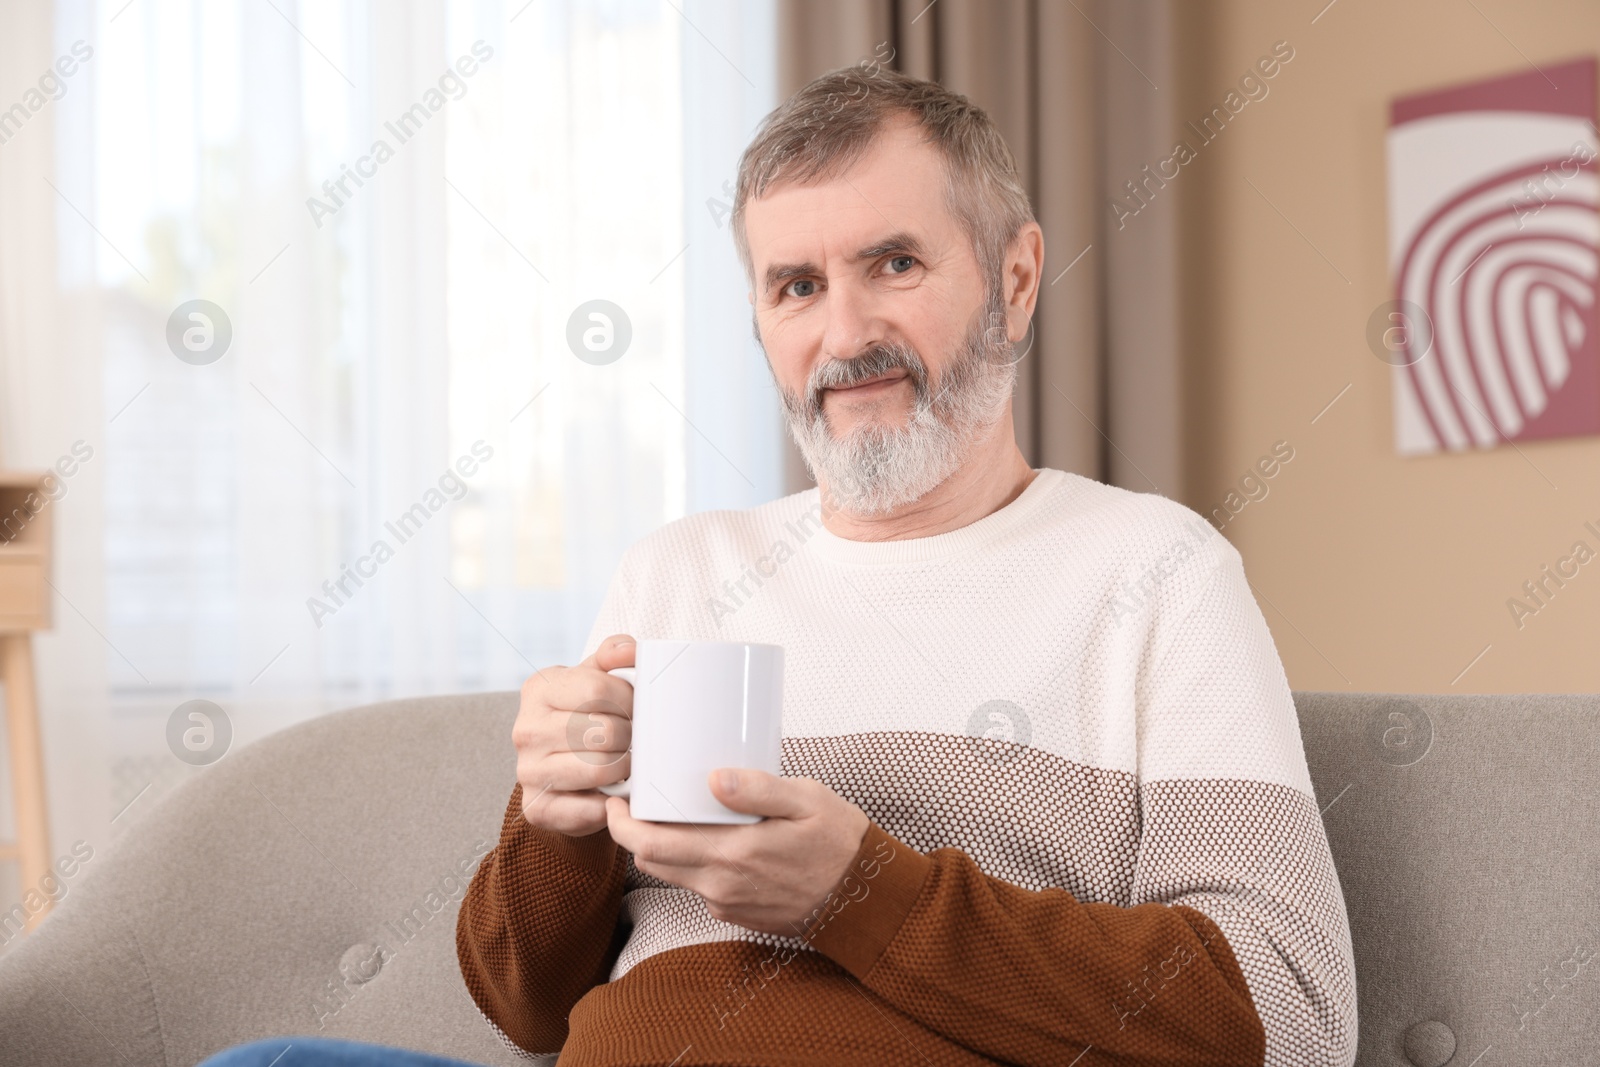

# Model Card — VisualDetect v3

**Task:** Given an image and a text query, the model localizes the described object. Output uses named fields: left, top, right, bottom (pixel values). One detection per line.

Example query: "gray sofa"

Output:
left=0, top=691, right=1595, bottom=1067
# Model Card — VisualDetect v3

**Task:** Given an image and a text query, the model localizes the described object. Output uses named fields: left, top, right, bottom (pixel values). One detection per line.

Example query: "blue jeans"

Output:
left=198, top=1037, right=493, bottom=1066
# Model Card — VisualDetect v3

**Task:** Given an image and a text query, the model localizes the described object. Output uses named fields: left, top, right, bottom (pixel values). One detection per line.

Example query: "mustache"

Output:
left=800, top=342, right=929, bottom=421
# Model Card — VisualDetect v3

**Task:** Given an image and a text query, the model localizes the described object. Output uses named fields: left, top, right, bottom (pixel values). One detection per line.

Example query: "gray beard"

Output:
left=775, top=299, right=1018, bottom=518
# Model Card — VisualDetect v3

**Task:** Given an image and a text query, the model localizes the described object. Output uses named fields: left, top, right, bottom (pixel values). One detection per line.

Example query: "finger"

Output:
left=522, top=789, right=610, bottom=835
left=521, top=750, right=630, bottom=793
left=708, top=768, right=811, bottom=818
left=539, top=669, right=635, bottom=722
left=557, top=708, right=632, bottom=759
left=605, top=798, right=722, bottom=868
left=584, top=633, right=636, bottom=672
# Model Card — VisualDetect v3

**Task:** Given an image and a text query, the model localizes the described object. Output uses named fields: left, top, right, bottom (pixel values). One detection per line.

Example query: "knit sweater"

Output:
left=455, top=467, right=1358, bottom=1067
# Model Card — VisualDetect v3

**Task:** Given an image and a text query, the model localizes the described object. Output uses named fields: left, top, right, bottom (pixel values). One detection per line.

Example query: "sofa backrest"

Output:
left=0, top=690, right=1594, bottom=1067
left=1295, top=691, right=1598, bottom=1067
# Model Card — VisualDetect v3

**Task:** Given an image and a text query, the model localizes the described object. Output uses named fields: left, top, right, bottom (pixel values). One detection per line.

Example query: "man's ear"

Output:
left=1005, top=221, right=1045, bottom=341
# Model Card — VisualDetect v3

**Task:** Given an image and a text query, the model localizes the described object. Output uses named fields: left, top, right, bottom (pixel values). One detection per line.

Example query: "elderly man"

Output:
left=207, top=63, right=1355, bottom=1067
left=454, top=64, right=1356, bottom=1067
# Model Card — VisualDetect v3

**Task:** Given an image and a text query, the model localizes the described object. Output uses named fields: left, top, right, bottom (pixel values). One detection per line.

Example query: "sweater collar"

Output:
left=802, top=468, right=1064, bottom=566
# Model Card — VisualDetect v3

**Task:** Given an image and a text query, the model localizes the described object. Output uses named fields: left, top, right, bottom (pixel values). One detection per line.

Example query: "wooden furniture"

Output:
left=0, top=472, right=53, bottom=934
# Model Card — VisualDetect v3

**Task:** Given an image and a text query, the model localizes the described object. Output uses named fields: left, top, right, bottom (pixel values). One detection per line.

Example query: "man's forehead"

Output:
left=744, top=122, right=954, bottom=288
left=748, top=117, right=944, bottom=221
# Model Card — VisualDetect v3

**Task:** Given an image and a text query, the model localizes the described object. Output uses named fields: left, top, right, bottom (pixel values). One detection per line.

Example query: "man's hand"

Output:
left=604, top=770, right=870, bottom=937
left=513, top=633, right=637, bottom=837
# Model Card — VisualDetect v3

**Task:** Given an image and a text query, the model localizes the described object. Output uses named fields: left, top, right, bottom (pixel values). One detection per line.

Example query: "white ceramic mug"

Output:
left=596, top=639, right=784, bottom=824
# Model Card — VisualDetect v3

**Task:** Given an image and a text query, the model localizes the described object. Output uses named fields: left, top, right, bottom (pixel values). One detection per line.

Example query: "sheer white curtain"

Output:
left=0, top=0, right=778, bottom=875
left=0, top=0, right=110, bottom=912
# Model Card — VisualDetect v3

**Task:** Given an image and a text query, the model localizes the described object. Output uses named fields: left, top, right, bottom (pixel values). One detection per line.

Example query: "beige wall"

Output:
left=1167, top=1, right=1600, bottom=693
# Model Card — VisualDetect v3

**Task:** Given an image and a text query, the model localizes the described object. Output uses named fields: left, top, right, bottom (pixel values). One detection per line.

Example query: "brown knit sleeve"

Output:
left=455, top=782, right=630, bottom=1057
left=803, top=823, right=1266, bottom=1067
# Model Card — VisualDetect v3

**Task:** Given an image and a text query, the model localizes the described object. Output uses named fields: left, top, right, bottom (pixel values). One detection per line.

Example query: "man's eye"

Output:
left=886, top=255, right=915, bottom=274
left=785, top=279, right=817, bottom=299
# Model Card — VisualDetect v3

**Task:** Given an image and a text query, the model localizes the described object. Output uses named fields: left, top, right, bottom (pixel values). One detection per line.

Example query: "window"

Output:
left=45, top=0, right=779, bottom=824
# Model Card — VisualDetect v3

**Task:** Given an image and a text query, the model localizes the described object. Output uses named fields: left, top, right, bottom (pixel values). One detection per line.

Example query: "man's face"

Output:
left=743, top=113, right=1015, bottom=515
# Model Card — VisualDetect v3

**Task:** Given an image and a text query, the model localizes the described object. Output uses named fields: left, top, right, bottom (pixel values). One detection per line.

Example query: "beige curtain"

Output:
left=774, top=0, right=1182, bottom=500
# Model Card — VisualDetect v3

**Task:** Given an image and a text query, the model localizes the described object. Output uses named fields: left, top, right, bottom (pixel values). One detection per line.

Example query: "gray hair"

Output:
left=731, top=63, right=1035, bottom=310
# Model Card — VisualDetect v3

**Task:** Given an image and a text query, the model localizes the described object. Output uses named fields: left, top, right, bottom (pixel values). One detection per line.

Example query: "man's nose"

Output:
left=819, top=278, right=883, bottom=363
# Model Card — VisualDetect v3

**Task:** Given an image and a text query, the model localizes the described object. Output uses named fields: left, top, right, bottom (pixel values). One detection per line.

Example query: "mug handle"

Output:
left=596, top=666, right=636, bottom=798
